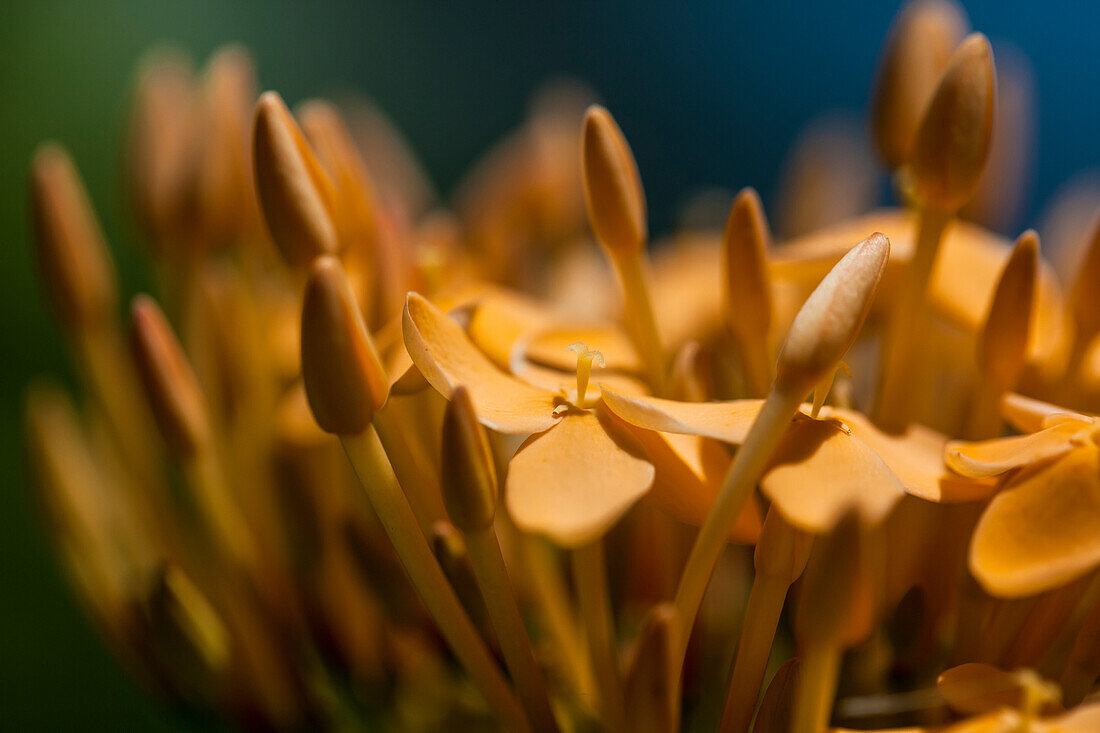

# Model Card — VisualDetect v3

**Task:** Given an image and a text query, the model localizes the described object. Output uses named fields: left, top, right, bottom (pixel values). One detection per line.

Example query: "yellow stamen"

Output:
left=568, top=342, right=605, bottom=406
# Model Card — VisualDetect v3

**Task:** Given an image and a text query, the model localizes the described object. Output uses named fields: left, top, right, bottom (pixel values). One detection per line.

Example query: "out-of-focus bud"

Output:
left=910, top=33, right=996, bottom=212
left=253, top=91, right=339, bottom=267
left=130, top=295, right=212, bottom=458
left=581, top=105, right=647, bottom=259
left=300, top=256, right=388, bottom=434
left=871, top=0, right=968, bottom=168
left=1069, top=209, right=1100, bottom=347
left=754, top=510, right=813, bottom=584
left=776, top=233, right=889, bottom=395
left=795, top=511, right=875, bottom=648
left=29, top=144, right=118, bottom=331
left=440, top=387, right=498, bottom=533
left=188, top=46, right=258, bottom=248
left=978, top=230, right=1037, bottom=385
left=126, top=49, right=196, bottom=250
left=753, top=658, right=800, bottom=733
left=624, top=603, right=679, bottom=733
left=722, top=187, right=772, bottom=345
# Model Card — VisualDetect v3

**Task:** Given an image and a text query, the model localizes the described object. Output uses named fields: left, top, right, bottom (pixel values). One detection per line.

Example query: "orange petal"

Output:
left=402, top=292, right=560, bottom=434
left=1001, top=391, right=1091, bottom=434
left=599, top=387, right=764, bottom=444
left=626, top=427, right=760, bottom=544
left=761, top=418, right=905, bottom=532
left=466, top=289, right=554, bottom=371
left=1040, top=703, right=1100, bottom=732
left=505, top=409, right=654, bottom=548
left=937, top=663, right=1043, bottom=715
left=827, top=407, right=997, bottom=502
left=970, top=443, right=1100, bottom=597
left=946, top=421, right=1088, bottom=479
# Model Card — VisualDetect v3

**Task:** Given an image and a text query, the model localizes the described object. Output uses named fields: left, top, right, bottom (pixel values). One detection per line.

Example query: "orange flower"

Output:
left=947, top=393, right=1100, bottom=597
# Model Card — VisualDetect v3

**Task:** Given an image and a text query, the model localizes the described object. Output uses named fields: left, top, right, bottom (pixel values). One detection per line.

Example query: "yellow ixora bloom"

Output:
left=947, top=393, right=1100, bottom=598
left=401, top=290, right=760, bottom=547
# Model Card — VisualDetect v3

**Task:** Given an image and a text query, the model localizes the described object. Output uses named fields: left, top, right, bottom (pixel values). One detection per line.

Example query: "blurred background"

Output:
left=0, top=0, right=1097, bottom=728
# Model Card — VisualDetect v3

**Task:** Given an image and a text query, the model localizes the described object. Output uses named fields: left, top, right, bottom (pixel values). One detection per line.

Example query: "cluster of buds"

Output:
left=23, top=2, right=1100, bottom=731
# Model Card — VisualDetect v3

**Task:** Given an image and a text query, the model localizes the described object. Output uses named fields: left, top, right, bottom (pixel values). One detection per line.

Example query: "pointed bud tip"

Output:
left=723, top=186, right=772, bottom=338
left=130, top=295, right=210, bottom=457
left=29, top=143, right=117, bottom=330
left=253, top=90, right=339, bottom=267
left=978, top=230, right=1038, bottom=383
left=871, top=0, right=969, bottom=168
left=581, top=105, right=647, bottom=259
left=301, top=255, right=388, bottom=434
left=911, top=32, right=995, bottom=211
left=440, top=386, right=498, bottom=532
left=777, top=233, right=889, bottom=395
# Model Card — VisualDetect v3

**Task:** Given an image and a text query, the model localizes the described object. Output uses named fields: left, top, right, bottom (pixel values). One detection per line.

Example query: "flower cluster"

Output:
left=23, top=2, right=1100, bottom=731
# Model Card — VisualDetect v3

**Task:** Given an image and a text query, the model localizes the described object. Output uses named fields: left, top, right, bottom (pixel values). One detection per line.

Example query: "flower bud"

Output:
left=910, top=33, right=996, bottom=212
left=775, top=233, right=889, bottom=395
left=722, top=187, right=772, bottom=344
left=440, top=386, right=498, bottom=532
left=978, top=230, right=1037, bottom=385
left=130, top=295, right=211, bottom=458
left=253, top=91, right=339, bottom=267
left=29, top=144, right=118, bottom=331
left=300, top=256, right=388, bottom=434
left=871, top=0, right=968, bottom=168
left=581, top=105, right=647, bottom=259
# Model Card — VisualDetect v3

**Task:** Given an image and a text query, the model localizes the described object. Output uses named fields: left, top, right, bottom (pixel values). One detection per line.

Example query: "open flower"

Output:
left=402, top=290, right=760, bottom=547
left=598, top=386, right=994, bottom=533
left=947, top=393, right=1100, bottom=597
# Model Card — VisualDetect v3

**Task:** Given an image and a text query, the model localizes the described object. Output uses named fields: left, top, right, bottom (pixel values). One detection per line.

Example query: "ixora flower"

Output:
left=25, top=1, right=1100, bottom=731
left=947, top=393, right=1100, bottom=598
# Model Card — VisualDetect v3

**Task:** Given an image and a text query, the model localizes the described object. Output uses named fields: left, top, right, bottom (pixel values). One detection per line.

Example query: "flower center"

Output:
left=567, top=342, right=605, bottom=408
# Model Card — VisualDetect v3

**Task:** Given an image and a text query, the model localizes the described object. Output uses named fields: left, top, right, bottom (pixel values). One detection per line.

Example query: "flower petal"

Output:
left=945, top=421, right=1088, bottom=479
left=624, top=426, right=761, bottom=543
left=970, top=443, right=1100, bottom=597
left=761, top=417, right=905, bottom=532
left=403, top=292, right=560, bottom=434
left=937, top=663, right=1035, bottom=715
left=505, top=410, right=654, bottom=548
left=599, top=386, right=764, bottom=444
left=1001, top=391, right=1091, bottom=435
left=825, top=407, right=997, bottom=502
left=466, top=289, right=554, bottom=371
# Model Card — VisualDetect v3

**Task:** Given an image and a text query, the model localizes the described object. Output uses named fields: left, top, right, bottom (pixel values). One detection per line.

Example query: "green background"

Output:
left=2, top=1, right=1097, bottom=728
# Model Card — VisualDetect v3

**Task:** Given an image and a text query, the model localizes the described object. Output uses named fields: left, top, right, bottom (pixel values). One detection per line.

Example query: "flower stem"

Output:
left=340, top=426, right=531, bottom=733
left=572, top=539, right=627, bottom=731
left=790, top=639, right=841, bottom=733
left=718, top=574, right=789, bottom=733
left=874, top=207, right=951, bottom=429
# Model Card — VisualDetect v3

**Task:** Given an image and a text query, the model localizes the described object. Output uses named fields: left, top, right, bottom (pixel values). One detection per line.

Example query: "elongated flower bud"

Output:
left=910, top=33, right=996, bottom=212
left=795, top=512, right=873, bottom=648
left=188, top=46, right=257, bottom=248
left=871, top=0, right=968, bottom=168
left=1070, top=208, right=1100, bottom=346
left=300, top=255, right=388, bottom=434
left=722, top=187, right=772, bottom=343
left=775, top=233, right=889, bottom=395
left=253, top=91, right=339, bottom=267
left=440, top=386, right=498, bottom=532
left=131, top=295, right=211, bottom=457
left=29, top=144, right=118, bottom=331
left=581, top=105, right=647, bottom=259
left=754, top=510, right=813, bottom=584
left=126, top=49, right=196, bottom=249
left=625, top=603, right=679, bottom=733
left=978, top=230, right=1037, bottom=385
